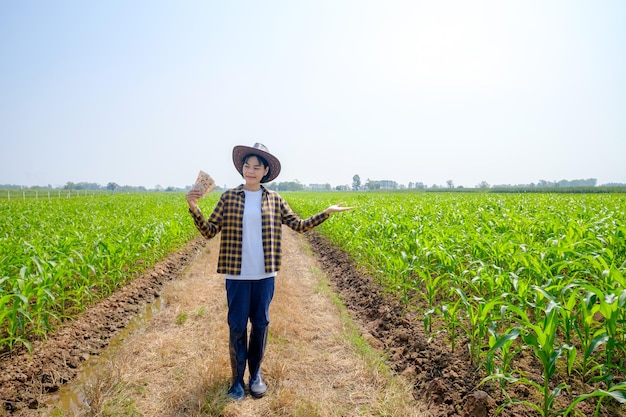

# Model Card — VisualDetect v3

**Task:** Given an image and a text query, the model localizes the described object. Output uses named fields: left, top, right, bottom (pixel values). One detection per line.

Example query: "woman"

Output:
left=186, top=143, right=353, bottom=401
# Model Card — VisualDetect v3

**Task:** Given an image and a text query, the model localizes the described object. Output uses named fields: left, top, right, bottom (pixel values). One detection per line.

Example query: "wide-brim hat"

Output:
left=232, top=143, right=281, bottom=183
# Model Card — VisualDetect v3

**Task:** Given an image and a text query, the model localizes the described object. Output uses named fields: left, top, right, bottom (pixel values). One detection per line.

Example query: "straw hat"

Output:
left=232, top=143, right=281, bottom=183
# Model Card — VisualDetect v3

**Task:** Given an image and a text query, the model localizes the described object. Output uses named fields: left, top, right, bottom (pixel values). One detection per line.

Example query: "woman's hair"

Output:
left=243, top=153, right=271, bottom=182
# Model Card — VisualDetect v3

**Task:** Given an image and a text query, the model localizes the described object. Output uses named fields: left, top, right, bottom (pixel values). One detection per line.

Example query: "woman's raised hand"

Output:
left=186, top=189, right=203, bottom=208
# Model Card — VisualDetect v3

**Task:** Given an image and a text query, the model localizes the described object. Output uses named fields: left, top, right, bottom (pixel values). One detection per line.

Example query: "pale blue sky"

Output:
left=1, top=1, right=625, bottom=189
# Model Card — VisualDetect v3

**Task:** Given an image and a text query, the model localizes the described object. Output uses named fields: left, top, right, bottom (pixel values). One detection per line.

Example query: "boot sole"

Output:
left=250, top=390, right=266, bottom=399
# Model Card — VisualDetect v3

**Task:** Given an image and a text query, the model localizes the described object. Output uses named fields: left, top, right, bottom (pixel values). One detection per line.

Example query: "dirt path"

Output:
left=2, top=229, right=428, bottom=417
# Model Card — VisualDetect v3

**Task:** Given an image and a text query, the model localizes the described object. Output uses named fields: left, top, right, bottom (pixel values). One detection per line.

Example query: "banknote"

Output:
left=192, top=170, right=216, bottom=197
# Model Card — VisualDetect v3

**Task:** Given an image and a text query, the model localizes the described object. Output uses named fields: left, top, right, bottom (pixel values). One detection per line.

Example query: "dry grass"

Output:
left=46, top=229, right=427, bottom=417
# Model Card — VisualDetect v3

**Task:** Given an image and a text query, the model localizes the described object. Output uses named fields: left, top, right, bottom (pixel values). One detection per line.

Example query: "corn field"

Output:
left=287, top=191, right=626, bottom=416
left=2, top=191, right=625, bottom=415
left=0, top=193, right=214, bottom=353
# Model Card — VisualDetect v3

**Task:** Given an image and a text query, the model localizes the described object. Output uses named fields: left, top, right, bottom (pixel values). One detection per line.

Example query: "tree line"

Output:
left=3, top=177, right=625, bottom=194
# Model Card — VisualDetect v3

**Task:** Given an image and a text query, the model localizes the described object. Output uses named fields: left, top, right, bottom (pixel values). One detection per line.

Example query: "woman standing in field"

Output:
left=186, top=143, right=353, bottom=401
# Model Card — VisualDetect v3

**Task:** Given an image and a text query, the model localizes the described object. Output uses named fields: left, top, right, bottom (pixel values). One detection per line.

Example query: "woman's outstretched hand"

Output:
left=325, top=203, right=355, bottom=215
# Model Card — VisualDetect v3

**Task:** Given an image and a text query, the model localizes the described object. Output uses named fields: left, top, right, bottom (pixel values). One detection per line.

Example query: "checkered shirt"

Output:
left=189, top=185, right=329, bottom=275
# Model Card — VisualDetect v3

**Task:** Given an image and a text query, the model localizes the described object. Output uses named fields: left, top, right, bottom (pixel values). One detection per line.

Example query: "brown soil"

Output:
left=1, top=229, right=623, bottom=417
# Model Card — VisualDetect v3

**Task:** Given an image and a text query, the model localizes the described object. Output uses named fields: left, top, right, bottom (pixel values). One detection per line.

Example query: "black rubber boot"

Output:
left=248, top=326, right=268, bottom=398
left=227, top=330, right=247, bottom=401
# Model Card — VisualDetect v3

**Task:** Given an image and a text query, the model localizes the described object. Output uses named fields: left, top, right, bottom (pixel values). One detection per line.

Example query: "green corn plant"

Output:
left=455, top=287, right=504, bottom=366
left=558, top=282, right=580, bottom=347
left=0, top=292, right=32, bottom=352
left=595, top=289, right=626, bottom=387
left=483, top=325, right=522, bottom=395
left=495, top=297, right=573, bottom=417
left=394, top=250, right=420, bottom=306
left=440, top=297, right=464, bottom=353
left=509, top=269, right=534, bottom=311
left=421, top=269, right=445, bottom=318
left=602, top=267, right=626, bottom=370
left=569, top=286, right=610, bottom=382
left=561, top=380, right=626, bottom=417
left=577, top=282, right=626, bottom=387
left=423, top=308, right=436, bottom=336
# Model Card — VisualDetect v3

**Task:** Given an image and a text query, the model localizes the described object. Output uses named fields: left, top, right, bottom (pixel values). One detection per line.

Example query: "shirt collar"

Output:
left=235, top=184, right=267, bottom=196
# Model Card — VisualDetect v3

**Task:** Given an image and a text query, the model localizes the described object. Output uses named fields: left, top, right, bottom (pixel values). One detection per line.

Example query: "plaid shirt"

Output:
left=189, top=185, right=329, bottom=275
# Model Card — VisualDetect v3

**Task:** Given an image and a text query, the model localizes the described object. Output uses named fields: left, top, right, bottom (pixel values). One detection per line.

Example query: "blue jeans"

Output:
left=225, top=277, right=275, bottom=333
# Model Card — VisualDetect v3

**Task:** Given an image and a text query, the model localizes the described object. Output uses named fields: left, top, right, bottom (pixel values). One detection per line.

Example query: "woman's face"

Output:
left=242, top=155, right=269, bottom=186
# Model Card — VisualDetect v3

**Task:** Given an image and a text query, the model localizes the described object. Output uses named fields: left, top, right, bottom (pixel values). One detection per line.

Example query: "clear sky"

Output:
left=1, top=1, right=625, bottom=189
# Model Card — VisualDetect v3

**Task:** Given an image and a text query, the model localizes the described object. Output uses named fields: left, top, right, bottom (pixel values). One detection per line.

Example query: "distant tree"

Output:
left=276, top=181, right=304, bottom=191
left=366, top=179, right=380, bottom=190
left=74, top=182, right=101, bottom=190
left=477, top=181, right=490, bottom=189
left=106, top=182, right=119, bottom=191
left=352, top=175, right=361, bottom=191
left=446, top=180, right=454, bottom=189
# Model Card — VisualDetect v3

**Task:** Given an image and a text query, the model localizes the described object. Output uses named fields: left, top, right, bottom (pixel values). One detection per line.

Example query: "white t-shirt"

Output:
left=225, top=189, right=276, bottom=281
